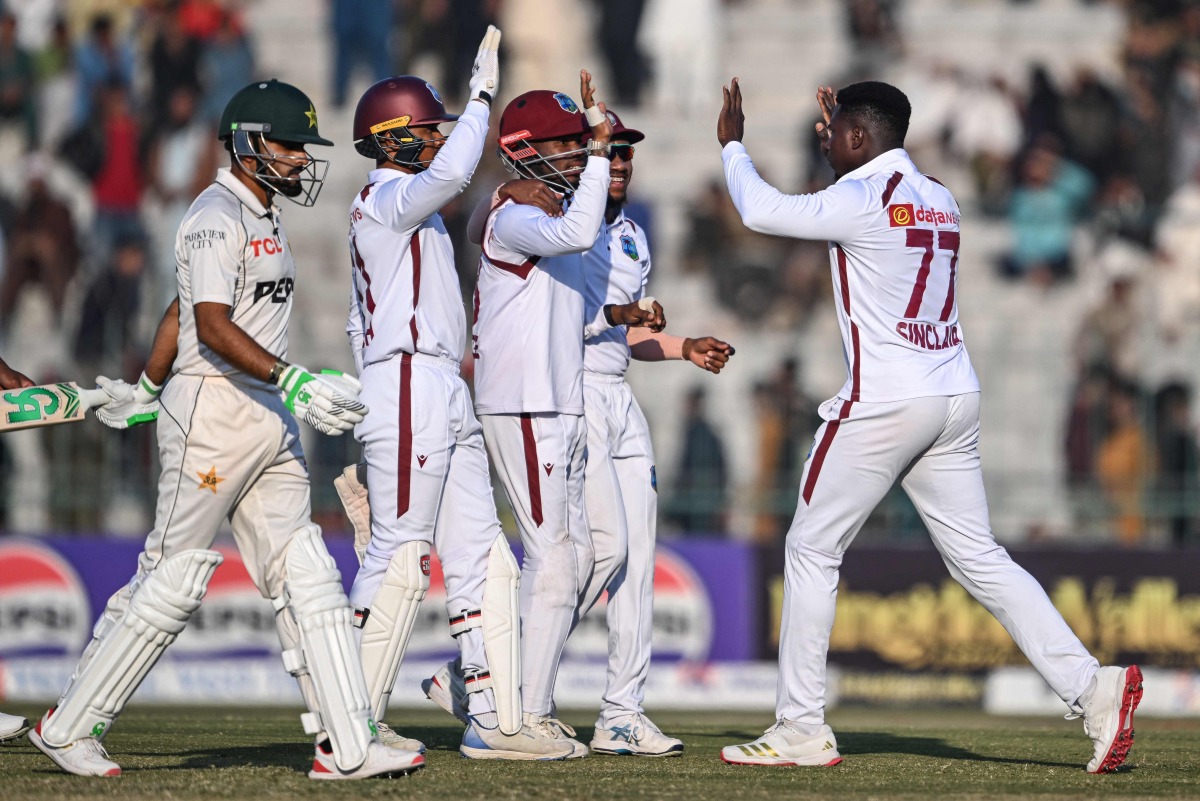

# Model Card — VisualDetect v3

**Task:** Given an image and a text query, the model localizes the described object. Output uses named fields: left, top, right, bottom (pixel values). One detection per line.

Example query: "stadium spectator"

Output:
left=948, top=74, right=1022, bottom=217
left=1153, top=381, right=1200, bottom=548
left=147, top=8, right=203, bottom=126
left=667, top=386, right=728, bottom=535
left=198, top=8, right=255, bottom=124
left=34, top=16, right=76, bottom=155
left=999, top=139, right=1094, bottom=284
left=0, top=162, right=79, bottom=331
left=329, top=0, right=393, bottom=108
left=1073, top=274, right=1143, bottom=383
left=1096, top=380, right=1152, bottom=546
left=88, top=81, right=145, bottom=270
left=73, top=232, right=147, bottom=374
left=593, top=0, right=649, bottom=105
left=0, top=12, right=37, bottom=158
left=1064, top=366, right=1110, bottom=533
left=72, top=13, right=134, bottom=126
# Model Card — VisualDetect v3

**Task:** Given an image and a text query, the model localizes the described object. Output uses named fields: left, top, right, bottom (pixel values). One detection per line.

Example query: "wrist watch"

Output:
left=586, top=140, right=611, bottom=157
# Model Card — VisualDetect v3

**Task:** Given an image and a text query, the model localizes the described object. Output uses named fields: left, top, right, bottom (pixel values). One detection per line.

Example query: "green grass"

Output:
left=1, top=705, right=1197, bottom=800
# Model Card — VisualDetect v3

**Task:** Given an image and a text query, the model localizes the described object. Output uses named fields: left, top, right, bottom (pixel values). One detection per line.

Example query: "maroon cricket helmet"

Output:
left=353, top=76, right=458, bottom=152
left=498, top=90, right=589, bottom=154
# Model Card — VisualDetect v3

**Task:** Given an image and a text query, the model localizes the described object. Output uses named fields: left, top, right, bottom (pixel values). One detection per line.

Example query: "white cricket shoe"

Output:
left=0, top=712, right=30, bottom=742
left=421, top=660, right=469, bottom=725
left=460, top=715, right=576, bottom=760
left=721, top=721, right=842, bottom=767
left=523, top=713, right=588, bottom=758
left=1069, top=664, right=1143, bottom=773
left=308, top=738, right=424, bottom=780
left=375, top=722, right=425, bottom=753
left=591, top=712, right=684, bottom=757
left=28, top=714, right=121, bottom=777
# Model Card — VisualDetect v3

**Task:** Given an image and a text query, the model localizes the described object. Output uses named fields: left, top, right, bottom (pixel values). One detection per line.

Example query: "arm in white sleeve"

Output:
left=491, top=156, right=610, bottom=257
left=372, top=101, right=491, bottom=233
left=583, top=306, right=615, bottom=339
left=721, top=142, right=873, bottom=243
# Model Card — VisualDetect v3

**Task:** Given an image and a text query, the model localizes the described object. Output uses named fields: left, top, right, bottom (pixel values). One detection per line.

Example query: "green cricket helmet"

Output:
left=219, top=79, right=333, bottom=206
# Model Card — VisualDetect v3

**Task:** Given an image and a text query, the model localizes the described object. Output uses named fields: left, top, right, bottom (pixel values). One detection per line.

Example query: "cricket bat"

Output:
left=0, top=382, right=111, bottom=432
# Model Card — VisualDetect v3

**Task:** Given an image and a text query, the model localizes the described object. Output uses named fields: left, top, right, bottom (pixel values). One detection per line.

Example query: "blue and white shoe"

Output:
left=591, top=712, right=683, bottom=757
left=459, top=714, right=575, bottom=761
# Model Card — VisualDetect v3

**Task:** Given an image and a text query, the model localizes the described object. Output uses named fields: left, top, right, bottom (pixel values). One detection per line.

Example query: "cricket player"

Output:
left=28, top=80, right=424, bottom=781
left=575, top=109, right=733, bottom=757
left=715, top=79, right=1141, bottom=773
left=0, top=357, right=33, bottom=744
left=341, top=28, right=575, bottom=760
left=472, top=71, right=663, bottom=757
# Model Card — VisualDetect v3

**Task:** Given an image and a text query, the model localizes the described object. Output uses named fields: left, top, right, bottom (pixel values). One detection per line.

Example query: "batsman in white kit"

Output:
left=715, top=79, right=1142, bottom=774
left=27, top=80, right=424, bottom=780
left=338, top=28, right=575, bottom=761
left=471, top=73, right=662, bottom=757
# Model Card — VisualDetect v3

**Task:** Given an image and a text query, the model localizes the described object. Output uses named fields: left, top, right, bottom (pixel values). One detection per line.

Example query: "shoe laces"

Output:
left=79, top=738, right=111, bottom=762
left=547, top=718, right=576, bottom=738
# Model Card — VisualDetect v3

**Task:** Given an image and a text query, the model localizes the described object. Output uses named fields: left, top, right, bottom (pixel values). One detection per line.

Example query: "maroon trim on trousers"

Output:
left=880, top=171, right=903, bottom=208
left=520, top=413, right=543, bottom=527
left=409, top=232, right=421, bottom=346
left=802, top=399, right=854, bottom=504
left=397, top=353, right=413, bottom=518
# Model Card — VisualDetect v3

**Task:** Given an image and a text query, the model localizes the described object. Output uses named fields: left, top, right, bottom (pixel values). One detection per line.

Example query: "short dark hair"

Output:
left=835, top=81, right=911, bottom=146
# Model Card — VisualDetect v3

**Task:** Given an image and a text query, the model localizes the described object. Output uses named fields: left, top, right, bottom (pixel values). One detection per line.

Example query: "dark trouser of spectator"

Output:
left=92, top=209, right=144, bottom=273
left=331, top=0, right=393, bottom=108
left=596, top=0, right=649, bottom=106
left=997, top=253, right=1072, bottom=282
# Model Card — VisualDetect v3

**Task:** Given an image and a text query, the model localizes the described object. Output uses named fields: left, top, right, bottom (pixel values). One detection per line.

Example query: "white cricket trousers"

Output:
left=64, top=375, right=321, bottom=707
left=579, top=373, right=658, bottom=726
left=779, top=392, right=1099, bottom=724
left=480, top=411, right=591, bottom=716
left=351, top=353, right=503, bottom=685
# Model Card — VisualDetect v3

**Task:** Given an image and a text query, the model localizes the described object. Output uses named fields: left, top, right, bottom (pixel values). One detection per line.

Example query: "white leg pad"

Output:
left=482, top=535, right=521, bottom=735
left=333, top=463, right=371, bottom=564
left=41, top=549, right=222, bottom=747
left=284, top=524, right=374, bottom=773
left=357, top=540, right=429, bottom=722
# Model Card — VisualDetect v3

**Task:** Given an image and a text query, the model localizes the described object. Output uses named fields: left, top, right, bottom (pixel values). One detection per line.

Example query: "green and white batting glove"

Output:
left=94, top=373, right=162, bottom=429
left=276, top=364, right=368, bottom=436
left=468, top=25, right=501, bottom=104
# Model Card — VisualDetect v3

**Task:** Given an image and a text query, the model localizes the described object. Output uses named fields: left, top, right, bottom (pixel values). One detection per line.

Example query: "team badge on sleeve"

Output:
left=888, top=203, right=914, bottom=227
left=620, top=233, right=639, bottom=260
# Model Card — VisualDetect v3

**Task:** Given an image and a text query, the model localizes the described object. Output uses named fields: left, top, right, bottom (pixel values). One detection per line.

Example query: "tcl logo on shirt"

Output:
left=250, top=237, right=283, bottom=257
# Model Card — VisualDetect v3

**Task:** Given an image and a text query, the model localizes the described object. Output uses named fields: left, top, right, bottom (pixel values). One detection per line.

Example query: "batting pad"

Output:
left=283, top=525, right=374, bottom=772
left=483, top=535, right=522, bottom=735
left=358, top=540, right=429, bottom=722
left=41, top=549, right=223, bottom=746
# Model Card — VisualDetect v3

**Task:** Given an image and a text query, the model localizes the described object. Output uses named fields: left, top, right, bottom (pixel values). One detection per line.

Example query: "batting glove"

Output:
left=333, top=463, right=371, bottom=564
left=94, top=373, right=162, bottom=429
left=277, top=365, right=368, bottom=435
left=468, top=25, right=501, bottom=104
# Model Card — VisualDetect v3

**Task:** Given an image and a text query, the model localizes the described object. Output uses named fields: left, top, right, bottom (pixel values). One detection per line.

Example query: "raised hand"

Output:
left=580, top=69, right=612, bottom=142
left=469, top=25, right=501, bottom=104
left=683, top=337, right=736, bottom=374
left=815, top=85, right=836, bottom=144
left=717, top=77, right=744, bottom=147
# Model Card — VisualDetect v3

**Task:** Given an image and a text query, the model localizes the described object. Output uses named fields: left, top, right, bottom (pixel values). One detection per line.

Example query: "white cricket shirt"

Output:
left=582, top=210, right=651, bottom=377
left=472, top=156, right=613, bottom=415
left=722, top=144, right=980, bottom=403
left=347, top=101, right=489, bottom=368
left=174, top=168, right=293, bottom=392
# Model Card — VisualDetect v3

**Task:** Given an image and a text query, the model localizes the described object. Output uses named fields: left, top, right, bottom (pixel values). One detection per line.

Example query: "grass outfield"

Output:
left=1, top=705, right=1197, bottom=800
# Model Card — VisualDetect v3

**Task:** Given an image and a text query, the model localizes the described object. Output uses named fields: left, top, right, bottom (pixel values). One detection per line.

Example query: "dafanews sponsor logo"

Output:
left=890, top=203, right=960, bottom=228
left=173, top=545, right=278, bottom=655
left=0, top=541, right=90, bottom=657
left=566, top=547, right=714, bottom=661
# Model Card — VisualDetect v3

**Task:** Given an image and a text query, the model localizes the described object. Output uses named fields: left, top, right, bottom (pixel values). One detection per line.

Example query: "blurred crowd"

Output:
left=1, top=0, right=1199, bottom=548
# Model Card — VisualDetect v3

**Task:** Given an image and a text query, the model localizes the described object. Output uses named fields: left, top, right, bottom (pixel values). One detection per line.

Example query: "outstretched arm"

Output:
left=628, top=327, right=734, bottom=374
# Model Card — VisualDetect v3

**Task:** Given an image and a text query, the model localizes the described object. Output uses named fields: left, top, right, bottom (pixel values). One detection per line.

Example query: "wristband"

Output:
left=585, top=105, right=606, bottom=127
left=138, top=371, right=163, bottom=398
left=268, top=359, right=289, bottom=385
left=603, top=304, right=617, bottom=327
left=587, top=140, right=611, bottom=157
